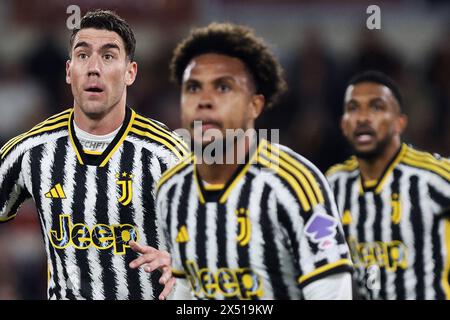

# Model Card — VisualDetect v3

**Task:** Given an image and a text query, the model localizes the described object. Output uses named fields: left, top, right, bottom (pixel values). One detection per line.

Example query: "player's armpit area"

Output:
left=297, top=258, right=353, bottom=289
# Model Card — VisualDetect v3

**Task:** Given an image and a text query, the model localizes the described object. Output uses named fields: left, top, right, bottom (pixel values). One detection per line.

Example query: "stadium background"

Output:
left=0, top=0, right=448, bottom=299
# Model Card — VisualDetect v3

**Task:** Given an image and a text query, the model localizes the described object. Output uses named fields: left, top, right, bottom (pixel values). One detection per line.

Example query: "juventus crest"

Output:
left=116, top=172, right=133, bottom=206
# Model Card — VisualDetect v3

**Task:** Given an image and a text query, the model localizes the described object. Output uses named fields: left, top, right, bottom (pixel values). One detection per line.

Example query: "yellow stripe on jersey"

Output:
left=297, top=258, right=353, bottom=285
left=135, top=113, right=188, bottom=147
left=258, top=156, right=311, bottom=212
left=131, top=127, right=184, bottom=160
left=325, top=157, right=358, bottom=177
left=172, top=269, right=186, bottom=278
left=375, top=144, right=408, bottom=194
left=442, top=219, right=450, bottom=300
left=134, top=114, right=189, bottom=156
left=266, top=143, right=325, bottom=204
left=407, top=148, right=450, bottom=169
left=1, top=120, right=70, bottom=160
left=100, top=110, right=136, bottom=167
left=402, top=156, right=450, bottom=182
left=405, top=149, right=450, bottom=174
left=0, top=213, right=17, bottom=222
left=260, top=149, right=319, bottom=207
left=204, top=184, right=225, bottom=191
left=83, top=150, right=102, bottom=155
left=218, top=139, right=267, bottom=204
left=156, top=155, right=194, bottom=192
left=1, top=109, right=71, bottom=155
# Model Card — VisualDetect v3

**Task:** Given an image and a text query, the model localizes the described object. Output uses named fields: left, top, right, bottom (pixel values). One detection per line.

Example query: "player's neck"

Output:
left=357, top=138, right=402, bottom=182
left=196, top=133, right=255, bottom=185
left=73, top=101, right=126, bottom=136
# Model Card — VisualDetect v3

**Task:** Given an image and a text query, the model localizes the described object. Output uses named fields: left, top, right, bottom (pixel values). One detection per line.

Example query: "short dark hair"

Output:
left=69, top=9, right=136, bottom=61
left=170, top=23, right=287, bottom=109
left=347, top=70, right=403, bottom=108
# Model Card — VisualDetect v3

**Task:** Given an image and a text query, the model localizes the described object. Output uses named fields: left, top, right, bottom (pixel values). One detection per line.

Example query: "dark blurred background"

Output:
left=0, top=0, right=449, bottom=299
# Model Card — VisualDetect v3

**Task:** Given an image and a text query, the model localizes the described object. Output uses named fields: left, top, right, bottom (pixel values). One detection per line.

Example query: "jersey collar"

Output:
left=68, top=107, right=136, bottom=167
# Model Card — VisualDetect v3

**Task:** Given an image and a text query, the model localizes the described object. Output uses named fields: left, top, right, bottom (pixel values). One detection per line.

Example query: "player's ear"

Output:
left=250, top=94, right=265, bottom=120
left=125, top=61, right=137, bottom=86
left=66, top=60, right=71, bottom=84
left=396, top=113, right=408, bottom=135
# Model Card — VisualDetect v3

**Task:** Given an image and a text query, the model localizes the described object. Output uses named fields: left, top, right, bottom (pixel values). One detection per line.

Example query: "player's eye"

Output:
left=103, top=54, right=114, bottom=61
left=185, top=83, right=200, bottom=93
left=217, top=83, right=231, bottom=93
left=77, top=53, right=88, bottom=60
left=346, top=103, right=358, bottom=112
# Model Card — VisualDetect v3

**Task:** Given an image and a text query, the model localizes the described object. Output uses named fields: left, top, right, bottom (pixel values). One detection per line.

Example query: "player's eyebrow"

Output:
left=100, top=43, right=121, bottom=52
left=73, top=41, right=90, bottom=50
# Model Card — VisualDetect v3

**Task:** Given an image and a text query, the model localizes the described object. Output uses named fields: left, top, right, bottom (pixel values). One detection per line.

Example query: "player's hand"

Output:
left=128, top=240, right=175, bottom=300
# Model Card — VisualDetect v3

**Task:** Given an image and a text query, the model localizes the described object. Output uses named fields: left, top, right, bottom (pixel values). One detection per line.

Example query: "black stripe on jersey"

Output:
left=235, top=174, right=255, bottom=299
left=71, top=164, right=93, bottom=299
left=216, top=200, right=228, bottom=276
left=141, top=149, right=164, bottom=299
left=0, top=155, right=25, bottom=220
left=373, top=193, right=387, bottom=299
left=30, top=144, right=61, bottom=299
left=343, top=176, right=358, bottom=236
left=409, top=174, right=424, bottom=299
left=276, top=202, right=302, bottom=277
left=260, top=186, right=289, bottom=299
left=165, top=186, right=176, bottom=246
left=177, top=174, right=194, bottom=271
left=431, top=215, right=445, bottom=299
left=428, top=184, right=450, bottom=218
left=94, top=163, right=118, bottom=300
left=117, top=141, right=143, bottom=300
left=50, top=138, right=76, bottom=300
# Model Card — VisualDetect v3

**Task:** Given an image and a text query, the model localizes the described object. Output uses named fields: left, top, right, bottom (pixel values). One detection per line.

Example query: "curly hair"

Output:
left=170, top=23, right=287, bottom=109
left=69, top=9, right=136, bottom=61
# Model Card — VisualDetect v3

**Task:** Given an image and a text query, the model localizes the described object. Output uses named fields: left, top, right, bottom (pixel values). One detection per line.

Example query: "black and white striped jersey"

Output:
left=326, top=144, right=450, bottom=300
left=156, top=139, right=353, bottom=300
left=0, top=106, right=189, bottom=300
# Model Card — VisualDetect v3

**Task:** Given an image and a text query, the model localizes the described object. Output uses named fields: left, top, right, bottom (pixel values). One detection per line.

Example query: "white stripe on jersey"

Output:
left=106, top=147, right=129, bottom=299
left=247, top=169, right=274, bottom=298
left=84, top=165, right=104, bottom=299
left=60, top=140, right=83, bottom=299
left=40, top=140, right=69, bottom=298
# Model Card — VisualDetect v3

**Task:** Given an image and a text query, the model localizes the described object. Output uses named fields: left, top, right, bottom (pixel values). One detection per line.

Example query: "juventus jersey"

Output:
left=0, top=107, right=189, bottom=300
left=326, top=144, right=450, bottom=300
left=156, top=139, right=353, bottom=300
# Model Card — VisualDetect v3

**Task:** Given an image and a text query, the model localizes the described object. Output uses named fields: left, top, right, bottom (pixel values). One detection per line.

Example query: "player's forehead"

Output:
left=182, top=53, right=251, bottom=83
left=344, top=82, right=394, bottom=104
left=72, top=28, right=125, bottom=51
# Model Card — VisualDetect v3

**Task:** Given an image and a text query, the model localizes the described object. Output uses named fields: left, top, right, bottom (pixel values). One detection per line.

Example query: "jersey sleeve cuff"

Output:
left=298, top=258, right=353, bottom=288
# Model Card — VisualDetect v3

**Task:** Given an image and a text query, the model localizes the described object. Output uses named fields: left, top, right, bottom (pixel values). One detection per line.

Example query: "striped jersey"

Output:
left=326, top=144, right=450, bottom=300
left=156, top=139, right=353, bottom=300
left=0, top=106, right=189, bottom=300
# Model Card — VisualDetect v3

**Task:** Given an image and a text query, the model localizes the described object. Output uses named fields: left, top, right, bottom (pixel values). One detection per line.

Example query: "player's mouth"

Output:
left=191, top=119, right=222, bottom=131
left=84, top=85, right=105, bottom=95
left=353, top=127, right=376, bottom=144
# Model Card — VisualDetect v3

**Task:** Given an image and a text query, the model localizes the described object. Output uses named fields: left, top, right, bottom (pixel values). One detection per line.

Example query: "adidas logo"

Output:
left=176, top=225, right=189, bottom=243
left=45, top=183, right=66, bottom=199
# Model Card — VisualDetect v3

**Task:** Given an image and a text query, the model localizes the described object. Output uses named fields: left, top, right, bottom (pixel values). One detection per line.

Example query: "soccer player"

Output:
left=0, top=10, right=188, bottom=300
left=326, top=70, right=450, bottom=299
left=155, top=23, right=353, bottom=300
